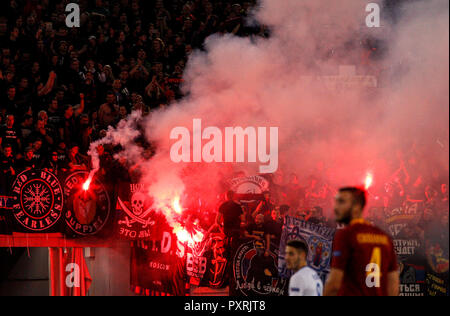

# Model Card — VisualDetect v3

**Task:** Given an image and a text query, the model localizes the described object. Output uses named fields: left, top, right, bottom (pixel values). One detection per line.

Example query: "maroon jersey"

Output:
left=331, top=219, right=398, bottom=296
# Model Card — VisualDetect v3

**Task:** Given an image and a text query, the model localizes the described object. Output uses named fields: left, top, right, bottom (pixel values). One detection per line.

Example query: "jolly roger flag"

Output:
left=115, top=181, right=165, bottom=240
left=9, top=169, right=65, bottom=233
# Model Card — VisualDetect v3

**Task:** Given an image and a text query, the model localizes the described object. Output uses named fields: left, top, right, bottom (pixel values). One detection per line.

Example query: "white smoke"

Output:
left=89, top=0, right=449, bottom=223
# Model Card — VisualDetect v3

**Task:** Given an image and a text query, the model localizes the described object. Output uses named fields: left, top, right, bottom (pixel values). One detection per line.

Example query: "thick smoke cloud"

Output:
left=89, top=0, right=449, bottom=222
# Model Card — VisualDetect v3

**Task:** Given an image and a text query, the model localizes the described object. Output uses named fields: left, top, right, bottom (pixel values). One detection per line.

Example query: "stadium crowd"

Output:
left=213, top=157, right=449, bottom=256
left=0, top=0, right=448, bottom=239
left=0, top=0, right=266, bottom=190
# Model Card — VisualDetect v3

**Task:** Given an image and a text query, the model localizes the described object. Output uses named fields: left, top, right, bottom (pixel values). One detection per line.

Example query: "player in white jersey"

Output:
left=285, top=240, right=323, bottom=296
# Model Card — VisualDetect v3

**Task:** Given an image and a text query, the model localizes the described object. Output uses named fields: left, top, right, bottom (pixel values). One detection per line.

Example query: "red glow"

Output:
left=174, top=225, right=204, bottom=246
left=365, top=172, right=373, bottom=190
left=172, top=196, right=183, bottom=214
left=83, top=178, right=91, bottom=191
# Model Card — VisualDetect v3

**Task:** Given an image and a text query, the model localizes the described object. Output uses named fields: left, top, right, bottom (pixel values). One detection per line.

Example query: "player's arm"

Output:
left=387, top=271, right=400, bottom=296
left=324, top=229, right=349, bottom=296
left=386, top=238, right=400, bottom=296
left=323, top=268, right=344, bottom=296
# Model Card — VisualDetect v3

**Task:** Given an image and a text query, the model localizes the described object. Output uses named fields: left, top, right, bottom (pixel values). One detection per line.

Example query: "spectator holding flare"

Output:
left=324, top=187, right=399, bottom=296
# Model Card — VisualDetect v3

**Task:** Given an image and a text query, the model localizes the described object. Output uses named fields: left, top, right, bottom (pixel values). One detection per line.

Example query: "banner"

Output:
left=198, top=233, right=228, bottom=289
left=278, top=216, right=335, bottom=284
left=228, top=176, right=270, bottom=204
left=63, top=171, right=112, bottom=238
left=385, top=203, right=428, bottom=296
left=424, top=230, right=449, bottom=296
left=9, top=169, right=64, bottom=233
left=230, top=238, right=288, bottom=297
left=130, top=229, right=187, bottom=296
left=115, top=181, right=165, bottom=240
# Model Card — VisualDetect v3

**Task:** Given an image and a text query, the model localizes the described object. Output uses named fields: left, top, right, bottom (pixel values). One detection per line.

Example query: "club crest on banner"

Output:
left=64, top=171, right=111, bottom=236
left=426, top=242, right=449, bottom=274
left=11, top=169, right=63, bottom=232
left=228, top=176, right=270, bottom=203
left=278, top=216, right=335, bottom=283
left=307, top=235, right=332, bottom=270
left=233, top=240, right=287, bottom=296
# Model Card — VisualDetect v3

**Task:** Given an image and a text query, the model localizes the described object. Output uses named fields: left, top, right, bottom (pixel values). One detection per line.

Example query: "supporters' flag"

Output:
left=229, top=238, right=289, bottom=297
left=130, top=229, right=187, bottom=296
left=198, top=233, right=228, bottom=289
left=10, top=169, right=64, bottom=233
left=115, top=181, right=165, bottom=240
left=63, top=171, right=113, bottom=238
left=278, top=216, right=336, bottom=284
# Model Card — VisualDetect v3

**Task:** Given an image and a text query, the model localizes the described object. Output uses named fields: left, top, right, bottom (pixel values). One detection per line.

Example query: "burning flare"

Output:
left=83, top=178, right=91, bottom=191
left=365, top=172, right=373, bottom=190
left=172, top=196, right=183, bottom=214
left=169, top=196, right=204, bottom=246
left=174, top=224, right=205, bottom=247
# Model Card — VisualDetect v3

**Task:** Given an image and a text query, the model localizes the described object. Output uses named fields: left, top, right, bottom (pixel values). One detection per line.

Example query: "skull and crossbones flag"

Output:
left=115, top=181, right=163, bottom=240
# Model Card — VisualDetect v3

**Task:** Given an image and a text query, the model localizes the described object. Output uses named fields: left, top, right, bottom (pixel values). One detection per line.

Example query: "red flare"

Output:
left=83, top=178, right=92, bottom=191
left=365, top=172, right=373, bottom=190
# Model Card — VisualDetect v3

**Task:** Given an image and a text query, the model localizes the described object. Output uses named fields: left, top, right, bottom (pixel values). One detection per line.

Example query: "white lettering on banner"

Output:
left=161, top=232, right=172, bottom=254
left=65, top=263, right=80, bottom=288
left=399, top=284, right=424, bottom=296
left=187, top=253, right=207, bottom=275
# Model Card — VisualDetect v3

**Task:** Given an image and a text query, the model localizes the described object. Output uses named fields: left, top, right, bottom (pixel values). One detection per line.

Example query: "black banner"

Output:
left=115, top=181, right=166, bottom=240
left=63, top=171, right=113, bottom=238
left=425, top=239, right=449, bottom=296
left=9, top=169, right=64, bottom=233
left=198, top=233, right=228, bottom=289
left=229, top=238, right=288, bottom=297
left=130, top=229, right=187, bottom=296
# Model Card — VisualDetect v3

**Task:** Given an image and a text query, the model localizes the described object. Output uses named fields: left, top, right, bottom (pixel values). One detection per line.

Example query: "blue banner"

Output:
left=278, top=216, right=336, bottom=284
